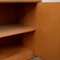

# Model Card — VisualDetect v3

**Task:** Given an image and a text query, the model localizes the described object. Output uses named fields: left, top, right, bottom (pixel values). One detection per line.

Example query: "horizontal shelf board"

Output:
left=0, top=46, right=34, bottom=60
left=0, top=25, right=35, bottom=38
left=0, top=0, right=40, bottom=3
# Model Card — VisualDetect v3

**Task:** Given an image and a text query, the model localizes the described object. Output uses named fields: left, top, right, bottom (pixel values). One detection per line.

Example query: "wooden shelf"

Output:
left=0, top=0, right=40, bottom=3
left=0, top=25, right=35, bottom=38
left=0, top=46, right=34, bottom=60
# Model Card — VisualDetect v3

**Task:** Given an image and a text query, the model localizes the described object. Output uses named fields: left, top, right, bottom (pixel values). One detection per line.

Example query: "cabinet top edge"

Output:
left=0, top=1, right=40, bottom=3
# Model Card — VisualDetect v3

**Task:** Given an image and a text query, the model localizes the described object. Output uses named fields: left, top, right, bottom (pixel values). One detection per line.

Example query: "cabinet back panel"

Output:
left=0, top=3, right=35, bottom=25
left=0, top=3, right=18, bottom=25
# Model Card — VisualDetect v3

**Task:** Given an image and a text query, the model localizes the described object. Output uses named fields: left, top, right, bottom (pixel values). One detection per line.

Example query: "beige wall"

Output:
left=42, top=0, right=60, bottom=2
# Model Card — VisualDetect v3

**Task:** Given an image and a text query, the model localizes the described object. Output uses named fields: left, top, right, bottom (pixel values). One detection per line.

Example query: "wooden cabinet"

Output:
left=0, top=0, right=39, bottom=59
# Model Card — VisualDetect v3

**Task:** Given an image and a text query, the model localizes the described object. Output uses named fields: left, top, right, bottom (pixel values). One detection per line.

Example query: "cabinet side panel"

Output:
left=19, top=3, right=37, bottom=53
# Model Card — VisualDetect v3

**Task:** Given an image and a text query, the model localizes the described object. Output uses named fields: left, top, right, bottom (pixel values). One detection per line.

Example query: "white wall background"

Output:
left=42, top=0, right=60, bottom=2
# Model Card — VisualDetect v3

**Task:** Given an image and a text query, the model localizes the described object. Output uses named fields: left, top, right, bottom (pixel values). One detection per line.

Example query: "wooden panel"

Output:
left=18, top=0, right=40, bottom=2
left=18, top=3, right=37, bottom=52
left=0, top=3, right=19, bottom=25
left=36, top=3, right=60, bottom=60
left=0, top=0, right=40, bottom=3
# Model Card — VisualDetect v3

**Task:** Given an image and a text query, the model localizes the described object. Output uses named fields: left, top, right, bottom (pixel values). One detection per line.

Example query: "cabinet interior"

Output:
left=0, top=3, right=37, bottom=59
